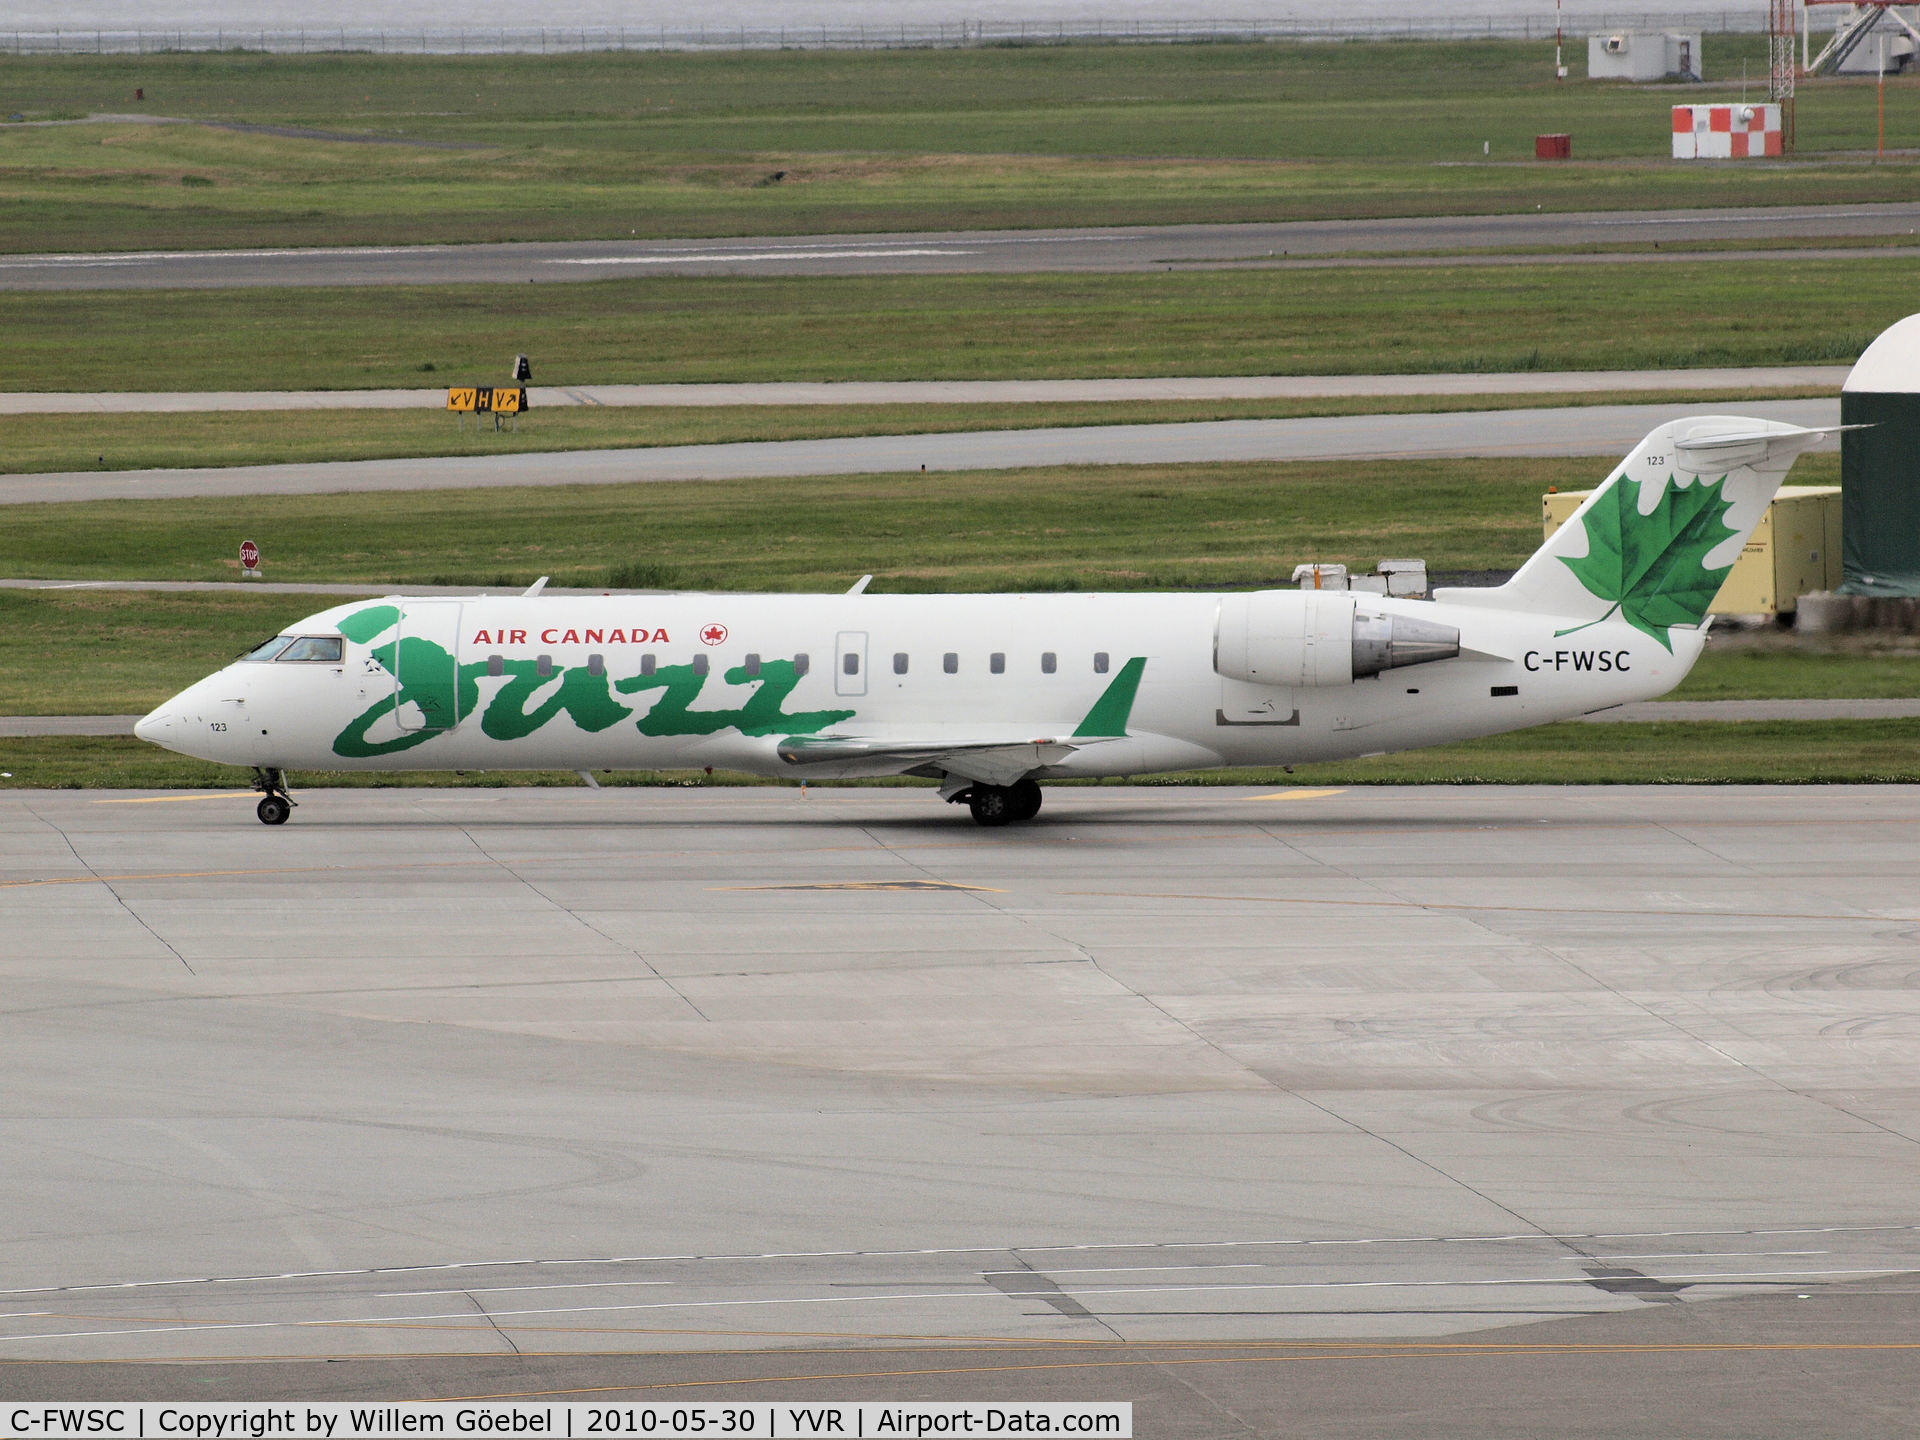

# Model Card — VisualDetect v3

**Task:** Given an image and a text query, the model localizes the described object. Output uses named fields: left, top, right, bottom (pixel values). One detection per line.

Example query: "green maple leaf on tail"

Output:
left=1557, top=473, right=1737, bottom=653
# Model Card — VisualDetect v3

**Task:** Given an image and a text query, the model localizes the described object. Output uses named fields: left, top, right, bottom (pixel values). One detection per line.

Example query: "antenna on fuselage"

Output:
left=523, top=576, right=550, bottom=597
left=846, top=575, right=873, bottom=595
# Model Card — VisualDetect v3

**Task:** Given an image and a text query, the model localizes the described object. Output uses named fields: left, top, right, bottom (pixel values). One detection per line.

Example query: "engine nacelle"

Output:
left=1214, top=590, right=1461, bottom=687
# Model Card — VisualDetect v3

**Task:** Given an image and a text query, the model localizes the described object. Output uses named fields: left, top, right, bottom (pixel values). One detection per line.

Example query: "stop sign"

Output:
left=240, top=540, right=260, bottom=572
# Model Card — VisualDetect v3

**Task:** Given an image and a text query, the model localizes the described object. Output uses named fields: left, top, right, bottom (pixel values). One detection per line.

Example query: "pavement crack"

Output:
left=990, top=1255, right=1122, bottom=1339
left=462, top=1291, right=524, bottom=1355
left=22, top=800, right=195, bottom=974
left=448, top=823, right=711, bottom=1021
left=1244, top=820, right=1575, bottom=1244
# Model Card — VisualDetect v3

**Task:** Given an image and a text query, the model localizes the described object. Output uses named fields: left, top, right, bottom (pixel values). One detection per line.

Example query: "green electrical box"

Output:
left=1841, top=314, right=1920, bottom=596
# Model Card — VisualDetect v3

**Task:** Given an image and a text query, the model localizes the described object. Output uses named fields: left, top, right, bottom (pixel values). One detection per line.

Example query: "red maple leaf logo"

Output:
left=700, top=623, right=728, bottom=646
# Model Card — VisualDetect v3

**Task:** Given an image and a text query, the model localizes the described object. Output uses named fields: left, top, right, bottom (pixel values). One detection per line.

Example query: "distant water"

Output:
left=5, top=1, right=1761, bottom=34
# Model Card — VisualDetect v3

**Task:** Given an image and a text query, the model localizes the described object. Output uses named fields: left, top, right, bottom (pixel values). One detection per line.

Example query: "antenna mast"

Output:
left=1770, top=0, right=1798, bottom=150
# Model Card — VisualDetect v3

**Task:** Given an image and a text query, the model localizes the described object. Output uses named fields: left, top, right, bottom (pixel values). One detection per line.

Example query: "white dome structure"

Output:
left=1843, top=312, right=1920, bottom=394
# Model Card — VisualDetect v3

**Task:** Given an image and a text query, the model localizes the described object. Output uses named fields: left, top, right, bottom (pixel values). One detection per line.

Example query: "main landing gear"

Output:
left=252, top=767, right=296, bottom=826
left=953, top=778, right=1043, bottom=828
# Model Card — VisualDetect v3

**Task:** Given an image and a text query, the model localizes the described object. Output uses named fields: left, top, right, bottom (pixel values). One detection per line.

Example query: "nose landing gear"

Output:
left=955, top=778, right=1043, bottom=827
left=252, top=767, right=297, bottom=826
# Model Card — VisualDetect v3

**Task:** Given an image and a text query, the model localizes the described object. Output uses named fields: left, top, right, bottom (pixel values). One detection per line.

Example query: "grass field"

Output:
left=0, top=258, right=1904, bottom=392
left=0, top=387, right=1835, bottom=474
left=0, top=447, right=1903, bottom=720
left=0, top=454, right=1646, bottom=594
left=6, top=716, right=1918, bottom=792
left=2, top=42, right=1918, bottom=251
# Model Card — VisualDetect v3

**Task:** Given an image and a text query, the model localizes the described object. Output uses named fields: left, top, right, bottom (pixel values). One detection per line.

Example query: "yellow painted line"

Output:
left=422, top=1338, right=1920, bottom=1400
left=0, top=858, right=498, bottom=891
left=1245, top=787, right=1345, bottom=802
left=94, top=792, right=257, bottom=805
left=1066, top=889, right=1915, bottom=925
left=14, top=1334, right=1920, bottom=1377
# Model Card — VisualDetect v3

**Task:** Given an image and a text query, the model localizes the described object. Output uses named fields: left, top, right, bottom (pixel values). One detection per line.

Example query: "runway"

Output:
left=0, top=366, right=1851, bottom=415
left=0, top=398, right=1842, bottom=505
left=2, top=206, right=1917, bottom=290
left=1, top=782, right=1916, bottom=1431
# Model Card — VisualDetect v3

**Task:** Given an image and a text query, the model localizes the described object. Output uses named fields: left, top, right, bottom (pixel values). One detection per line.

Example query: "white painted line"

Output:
left=379, top=1280, right=675, bottom=1297
left=548, top=249, right=974, bottom=266
left=0, top=1269, right=1900, bottom=1347
left=0, top=246, right=440, bottom=269
left=1568, top=1251, right=1829, bottom=1262
left=1593, top=209, right=1909, bottom=227
left=3, top=1224, right=1912, bottom=1300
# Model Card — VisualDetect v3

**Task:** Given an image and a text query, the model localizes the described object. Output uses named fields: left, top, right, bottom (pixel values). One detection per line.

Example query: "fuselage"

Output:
left=135, top=588, right=1699, bottom=780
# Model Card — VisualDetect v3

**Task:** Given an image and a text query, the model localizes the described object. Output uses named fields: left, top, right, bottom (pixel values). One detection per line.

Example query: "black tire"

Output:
left=1007, top=778, right=1043, bottom=822
left=257, top=794, right=291, bottom=826
left=968, top=785, right=1014, bottom=827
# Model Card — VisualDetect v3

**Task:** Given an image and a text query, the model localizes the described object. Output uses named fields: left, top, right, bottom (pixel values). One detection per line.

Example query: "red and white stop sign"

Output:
left=240, top=540, right=260, bottom=571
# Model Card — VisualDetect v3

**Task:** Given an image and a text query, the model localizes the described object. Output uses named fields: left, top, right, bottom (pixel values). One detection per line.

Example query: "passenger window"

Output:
left=743, top=653, right=761, bottom=677
left=990, top=653, right=1005, bottom=674
left=487, top=654, right=504, bottom=677
left=893, top=652, right=908, bottom=675
left=240, top=635, right=292, bottom=662
left=1094, top=652, right=1109, bottom=674
left=843, top=651, right=860, bottom=676
left=537, top=654, right=553, bottom=677
left=1041, top=652, right=1057, bottom=674
left=641, top=653, right=657, bottom=676
left=588, top=654, right=605, bottom=677
left=794, top=653, right=810, bottom=677
left=692, top=654, right=709, bottom=677
left=943, top=652, right=958, bottom=674
left=277, top=636, right=343, bottom=663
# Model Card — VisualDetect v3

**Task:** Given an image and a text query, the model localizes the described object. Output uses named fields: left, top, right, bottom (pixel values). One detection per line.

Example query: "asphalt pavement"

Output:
left=0, top=398, right=1843, bottom=505
left=0, top=366, right=1850, bottom=414
left=3, top=783, right=1918, bottom=1436
left=2, top=205, right=1917, bottom=289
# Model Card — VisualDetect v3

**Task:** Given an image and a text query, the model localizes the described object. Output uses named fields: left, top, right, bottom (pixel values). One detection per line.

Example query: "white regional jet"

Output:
left=136, top=416, right=1825, bottom=826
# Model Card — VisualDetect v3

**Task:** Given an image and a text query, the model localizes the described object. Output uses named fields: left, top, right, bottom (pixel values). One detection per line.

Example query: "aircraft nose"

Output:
left=134, top=705, right=176, bottom=744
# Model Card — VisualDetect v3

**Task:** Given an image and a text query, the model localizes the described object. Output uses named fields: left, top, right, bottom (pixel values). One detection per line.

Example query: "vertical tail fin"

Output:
left=1433, top=416, right=1829, bottom=650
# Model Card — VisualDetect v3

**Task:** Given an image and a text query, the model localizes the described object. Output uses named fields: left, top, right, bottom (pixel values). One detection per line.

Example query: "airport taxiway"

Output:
left=0, top=398, right=1841, bottom=504
left=0, top=366, right=1851, bottom=415
left=3, top=206, right=1918, bottom=289
left=2, top=782, right=1917, bottom=1413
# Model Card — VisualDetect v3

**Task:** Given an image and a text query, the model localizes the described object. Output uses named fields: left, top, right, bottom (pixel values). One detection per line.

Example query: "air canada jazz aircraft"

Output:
left=137, top=416, right=1827, bottom=826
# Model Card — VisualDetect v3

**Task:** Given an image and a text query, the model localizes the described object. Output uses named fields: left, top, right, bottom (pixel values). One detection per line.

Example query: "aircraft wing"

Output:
left=775, top=657, right=1148, bottom=786
left=776, top=735, right=1109, bottom=786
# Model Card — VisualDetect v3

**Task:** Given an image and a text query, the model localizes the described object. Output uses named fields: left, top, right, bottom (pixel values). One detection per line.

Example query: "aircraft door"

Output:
left=393, top=602, right=464, bottom=732
left=834, top=630, right=868, bottom=698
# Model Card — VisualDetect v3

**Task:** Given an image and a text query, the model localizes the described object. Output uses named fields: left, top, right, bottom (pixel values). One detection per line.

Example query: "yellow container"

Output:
left=1542, top=485, right=1842, bottom=616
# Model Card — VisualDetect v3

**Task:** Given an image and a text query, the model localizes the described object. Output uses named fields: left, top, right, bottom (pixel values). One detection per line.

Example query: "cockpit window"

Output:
left=240, top=635, right=293, bottom=662
left=276, top=635, right=344, bottom=663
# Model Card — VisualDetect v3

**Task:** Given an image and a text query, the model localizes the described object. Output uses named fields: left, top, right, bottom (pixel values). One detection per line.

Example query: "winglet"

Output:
left=1072, top=657, right=1146, bottom=739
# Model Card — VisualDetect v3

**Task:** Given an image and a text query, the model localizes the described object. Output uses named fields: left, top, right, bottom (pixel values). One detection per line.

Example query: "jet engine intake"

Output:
left=1215, top=590, right=1459, bottom=687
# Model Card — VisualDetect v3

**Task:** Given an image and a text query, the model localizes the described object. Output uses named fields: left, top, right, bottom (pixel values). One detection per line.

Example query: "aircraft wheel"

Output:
left=967, top=785, right=1014, bottom=827
left=1007, top=778, right=1042, bottom=822
left=257, top=794, right=291, bottom=826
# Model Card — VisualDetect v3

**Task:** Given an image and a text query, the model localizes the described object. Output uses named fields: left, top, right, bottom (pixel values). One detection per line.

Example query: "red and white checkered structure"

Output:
left=1673, top=103, right=1784, bottom=159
